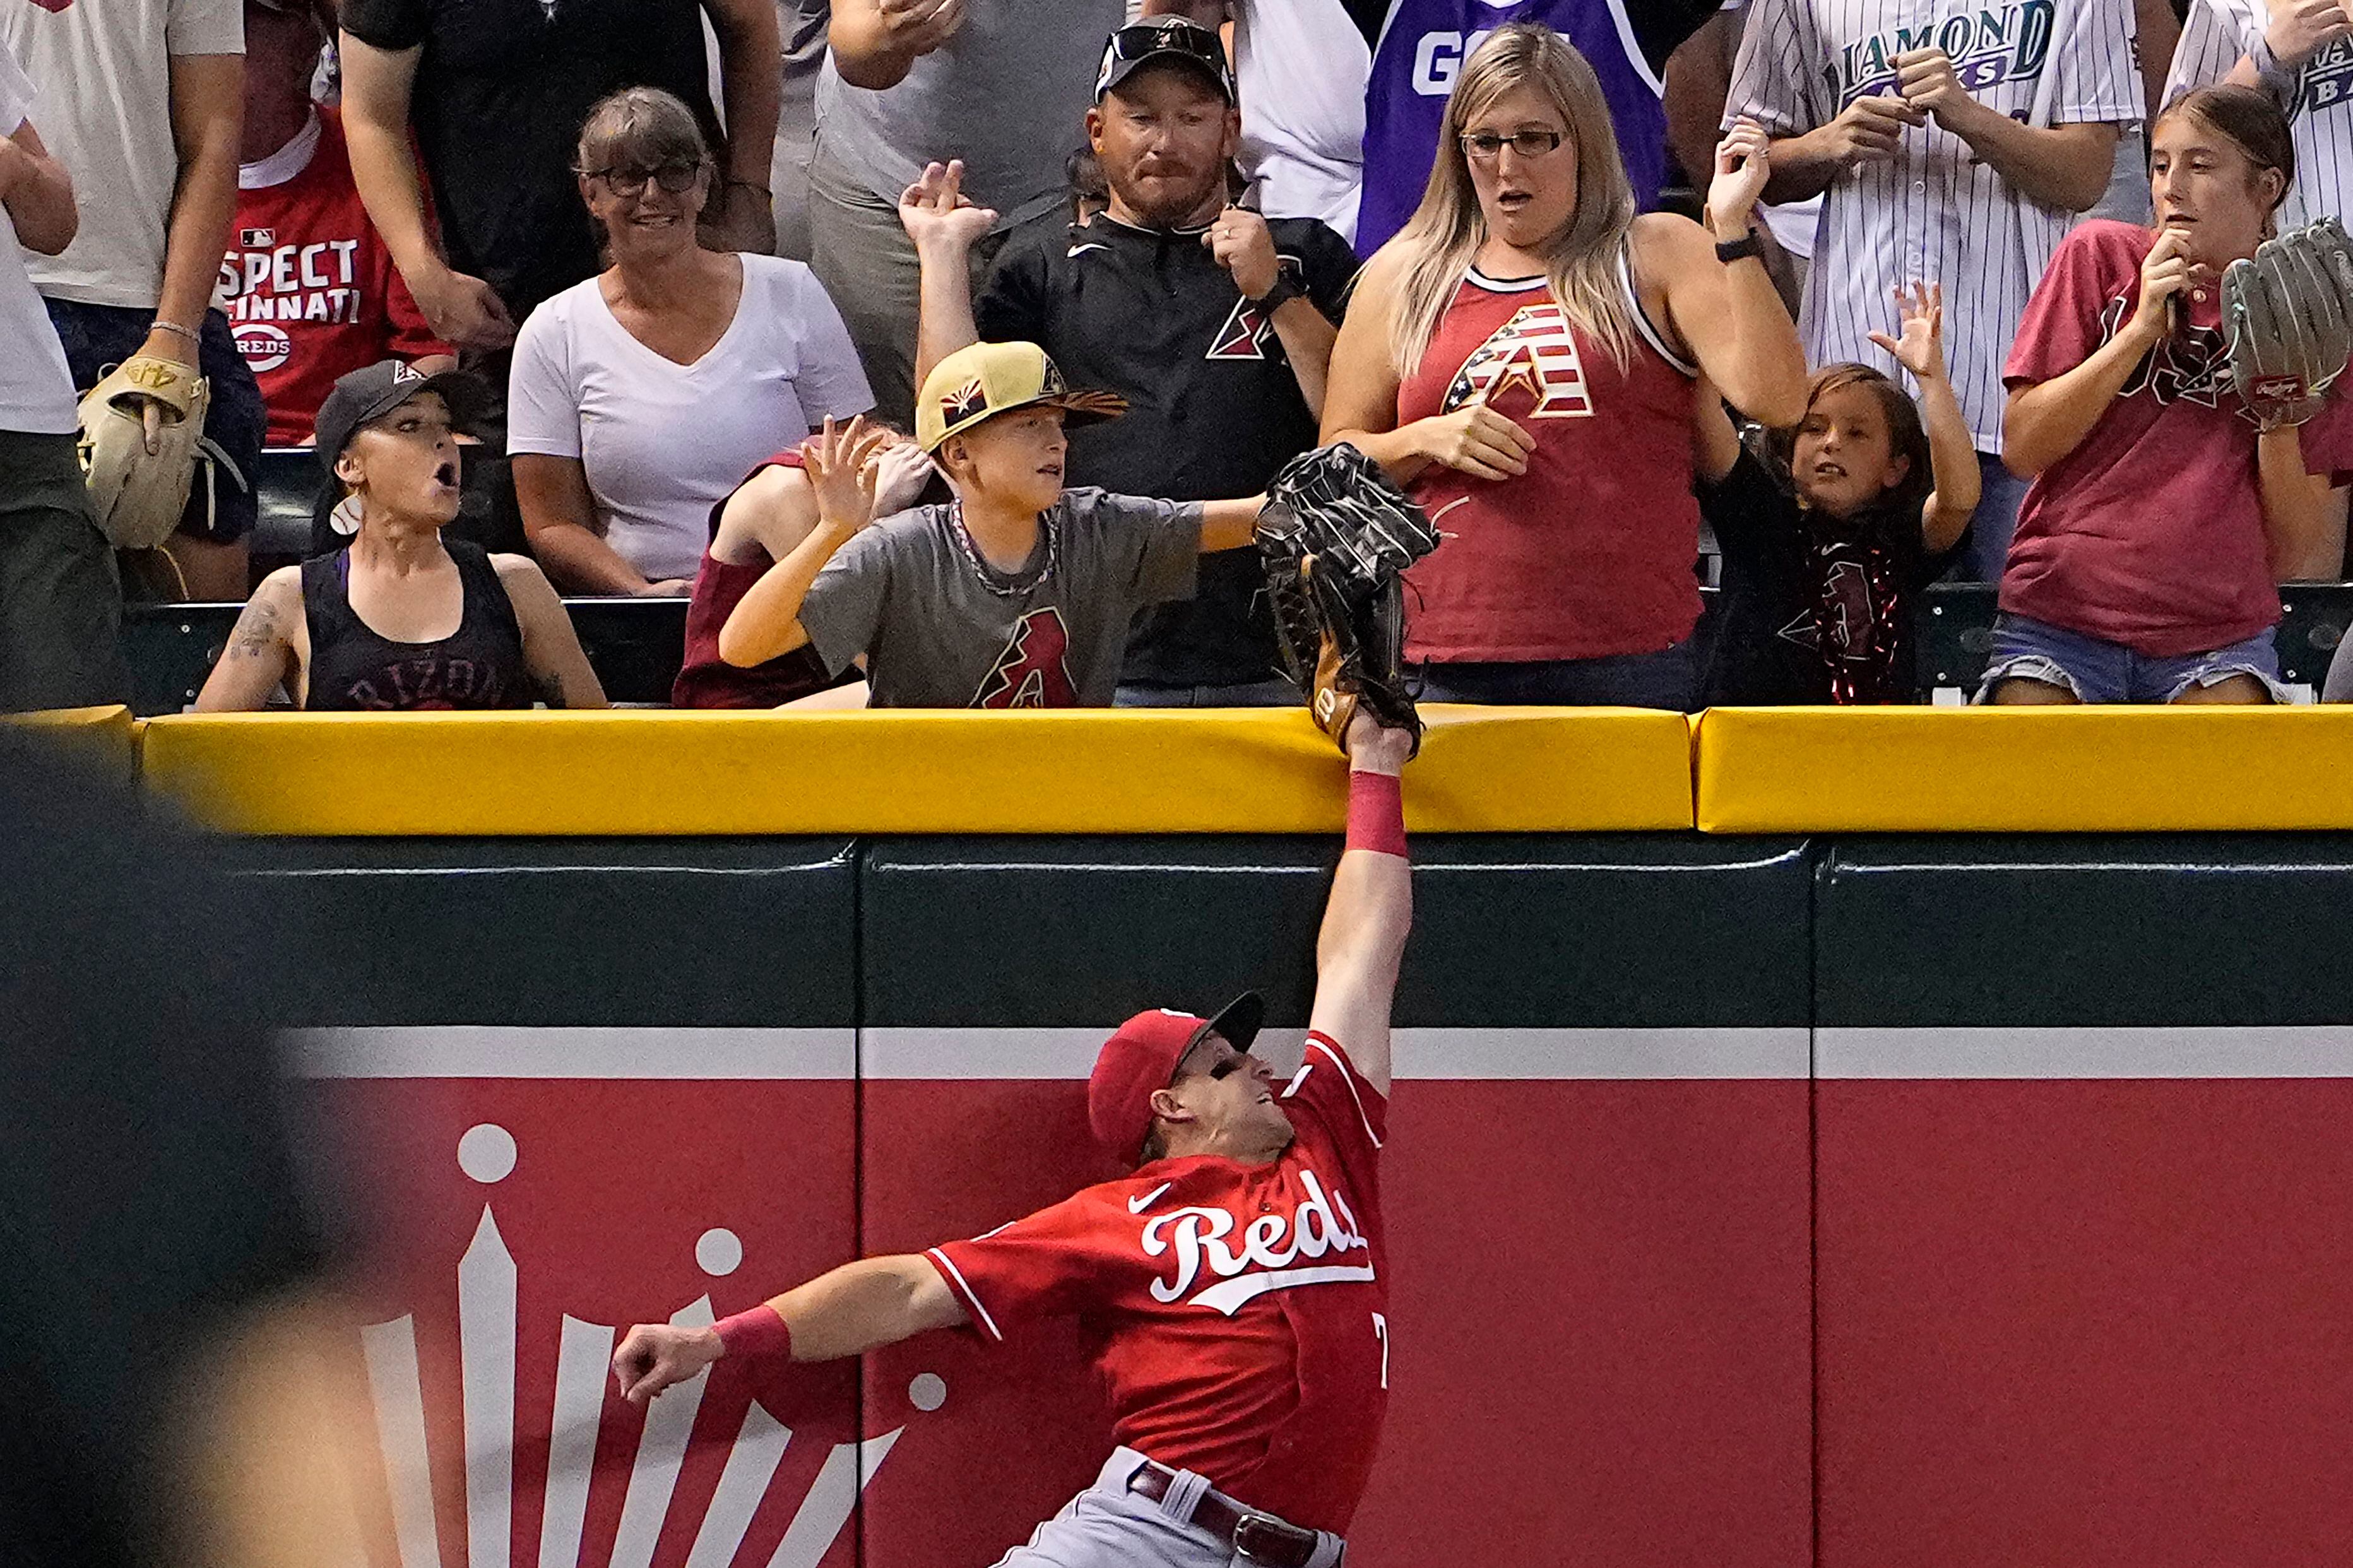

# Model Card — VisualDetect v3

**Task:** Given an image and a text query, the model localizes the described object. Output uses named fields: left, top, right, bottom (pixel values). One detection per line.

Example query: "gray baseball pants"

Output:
left=990, top=1448, right=1346, bottom=1568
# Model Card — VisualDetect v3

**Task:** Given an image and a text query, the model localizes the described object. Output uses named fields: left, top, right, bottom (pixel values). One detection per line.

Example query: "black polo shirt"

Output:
left=975, top=209, right=1359, bottom=689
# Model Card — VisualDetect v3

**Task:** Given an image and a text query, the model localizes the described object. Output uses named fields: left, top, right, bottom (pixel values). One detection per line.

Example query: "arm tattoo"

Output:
left=227, top=593, right=282, bottom=659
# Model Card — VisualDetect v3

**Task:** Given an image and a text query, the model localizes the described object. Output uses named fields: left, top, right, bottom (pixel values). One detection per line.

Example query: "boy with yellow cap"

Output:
left=718, top=340, right=1267, bottom=707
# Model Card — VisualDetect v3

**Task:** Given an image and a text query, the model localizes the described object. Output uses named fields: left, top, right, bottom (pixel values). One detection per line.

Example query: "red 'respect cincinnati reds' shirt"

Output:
left=2002, top=220, right=2353, bottom=657
left=225, top=107, right=451, bottom=445
left=927, top=1033, right=1389, bottom=1536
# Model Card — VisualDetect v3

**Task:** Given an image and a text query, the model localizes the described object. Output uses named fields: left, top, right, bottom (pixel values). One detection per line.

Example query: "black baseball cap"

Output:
left=313, top=360, right=489, bottom=473
left=1094, top=18, right=1236, bottom=105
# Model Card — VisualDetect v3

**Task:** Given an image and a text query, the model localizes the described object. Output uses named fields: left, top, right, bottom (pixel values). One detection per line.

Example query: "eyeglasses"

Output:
left=1458, top=129, right=1568, bottom=163
left=583, top=161, right=702, bottom=198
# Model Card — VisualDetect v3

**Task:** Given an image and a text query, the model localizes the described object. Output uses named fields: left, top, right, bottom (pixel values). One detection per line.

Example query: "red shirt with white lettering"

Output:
left=227, top=108, right=451, bottom=445
left=926, top=1033, right=1389, bottom=1535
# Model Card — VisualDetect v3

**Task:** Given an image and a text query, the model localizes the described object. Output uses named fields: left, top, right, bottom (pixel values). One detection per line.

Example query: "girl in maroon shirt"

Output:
left=1320, top=23, right=1805, bottom=709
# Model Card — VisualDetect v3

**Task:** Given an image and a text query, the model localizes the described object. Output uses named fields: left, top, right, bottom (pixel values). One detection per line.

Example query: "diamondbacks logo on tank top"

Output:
left=973, top=608, right=1077, bottom=708
left=1439, top=304, right=1595, bottom=420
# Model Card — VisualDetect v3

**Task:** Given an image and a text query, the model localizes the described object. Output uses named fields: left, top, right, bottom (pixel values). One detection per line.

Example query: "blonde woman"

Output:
left=1324, top=23, right=1805, bottom=708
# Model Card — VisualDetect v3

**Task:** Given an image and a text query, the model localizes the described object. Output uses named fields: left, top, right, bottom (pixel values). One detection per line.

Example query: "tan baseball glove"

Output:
left=74, top=354, right=211, bottom=550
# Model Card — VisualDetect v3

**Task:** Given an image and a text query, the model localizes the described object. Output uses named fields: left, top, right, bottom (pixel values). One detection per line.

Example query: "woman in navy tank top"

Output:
left=1323, top=23, right=1806, bottom=709
left=198, top=362, right=606, bottom=712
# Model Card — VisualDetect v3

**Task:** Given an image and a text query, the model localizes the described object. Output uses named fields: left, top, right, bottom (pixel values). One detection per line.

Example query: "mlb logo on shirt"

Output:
left=241, top=227, right=276, bottom=249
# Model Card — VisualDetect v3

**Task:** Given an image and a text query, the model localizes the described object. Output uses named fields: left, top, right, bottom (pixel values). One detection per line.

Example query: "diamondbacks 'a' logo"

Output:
left=942, top=377, right=988, bottom=428
left=973, top=608, right=1076, bottom=707
left=1442, top=304, right=1594, bottom=419
left=1207, top=297, right=1276, bottom=361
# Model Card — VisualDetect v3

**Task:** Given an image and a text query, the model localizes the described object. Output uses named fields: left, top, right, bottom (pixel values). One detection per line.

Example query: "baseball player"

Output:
left=1725, top=0, right=2143, bottom=579
left=612, top=709, right=1416, bottom=1567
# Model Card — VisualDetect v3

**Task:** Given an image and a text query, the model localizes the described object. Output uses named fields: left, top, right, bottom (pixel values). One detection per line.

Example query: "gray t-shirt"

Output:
left=812, top=0, right=1121, bottom=233
left=799, top=488, right=1203, bottom=707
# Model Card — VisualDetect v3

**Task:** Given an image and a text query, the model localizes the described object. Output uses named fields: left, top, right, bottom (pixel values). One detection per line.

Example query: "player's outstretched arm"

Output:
left=1305, top=710, right=1414, bottom=1098
left=613, top=1253, right=968, bottom=1405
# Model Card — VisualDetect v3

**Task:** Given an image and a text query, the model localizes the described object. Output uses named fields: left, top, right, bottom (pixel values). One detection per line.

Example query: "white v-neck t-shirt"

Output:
left=507, top=253, right=873, bottom=583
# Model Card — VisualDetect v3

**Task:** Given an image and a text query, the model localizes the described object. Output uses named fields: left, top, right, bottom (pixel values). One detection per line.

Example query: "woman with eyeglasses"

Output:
left=506, top=87, right=875, bottom=598
left=1322, top=24, right=1806, bottom=709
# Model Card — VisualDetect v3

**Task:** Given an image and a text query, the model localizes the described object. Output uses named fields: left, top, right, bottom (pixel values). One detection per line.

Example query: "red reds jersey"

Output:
left=226, top=108, right=451, bottom=445
left=925, top=1032, right=1389, bottom=1535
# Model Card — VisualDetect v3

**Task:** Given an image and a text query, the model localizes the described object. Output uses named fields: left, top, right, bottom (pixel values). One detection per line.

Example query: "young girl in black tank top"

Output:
left=196, top=363, right=607, bottom=714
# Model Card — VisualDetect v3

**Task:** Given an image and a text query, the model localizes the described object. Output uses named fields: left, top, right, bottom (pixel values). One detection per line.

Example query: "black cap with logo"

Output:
left=312, top=360, right=490, bottom=474
left=1093, top=18, right=1236, bottom=105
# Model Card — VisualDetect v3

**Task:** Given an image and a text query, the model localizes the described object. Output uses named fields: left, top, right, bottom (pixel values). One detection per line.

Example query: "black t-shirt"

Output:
left=0, top=739, right=322, bottom=1568
left=976, top=209, right=1359, bottom=688
left=341, top=0, right=721, bottom=321
left=1698, top=445, right=1941, bottom=705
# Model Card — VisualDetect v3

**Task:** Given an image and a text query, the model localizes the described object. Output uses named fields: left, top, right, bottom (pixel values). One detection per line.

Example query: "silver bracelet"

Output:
left=151, top=319, right=202, bottom=345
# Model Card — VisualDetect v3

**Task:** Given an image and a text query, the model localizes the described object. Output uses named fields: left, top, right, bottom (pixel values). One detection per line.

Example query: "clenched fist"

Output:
left=612, top=1321, right=723, bottom=1406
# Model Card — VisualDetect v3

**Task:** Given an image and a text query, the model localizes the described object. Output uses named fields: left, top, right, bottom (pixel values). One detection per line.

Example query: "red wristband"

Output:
left=713, top=1304, right=794, bottom=1362
left=1346, top=769, right=1408, bottom=858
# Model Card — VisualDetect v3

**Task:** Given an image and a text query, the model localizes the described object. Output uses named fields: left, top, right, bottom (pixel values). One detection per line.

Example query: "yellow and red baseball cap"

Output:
left=916, top=341, right=1128, bottom=453
left=1088, top=992, right=1266, bottom=1164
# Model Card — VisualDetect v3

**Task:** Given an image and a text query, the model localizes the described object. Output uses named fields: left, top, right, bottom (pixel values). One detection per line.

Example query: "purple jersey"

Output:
left=1357, top=0, right=1671, bottom=257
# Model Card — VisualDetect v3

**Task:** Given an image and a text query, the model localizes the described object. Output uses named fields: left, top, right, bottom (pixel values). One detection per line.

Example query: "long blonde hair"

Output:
left=1385, top=24, right=1639, bottom=377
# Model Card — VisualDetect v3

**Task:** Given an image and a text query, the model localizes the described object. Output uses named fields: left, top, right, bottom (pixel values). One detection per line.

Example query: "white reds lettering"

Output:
left=1140, top=1170, right=1373, bottom=1314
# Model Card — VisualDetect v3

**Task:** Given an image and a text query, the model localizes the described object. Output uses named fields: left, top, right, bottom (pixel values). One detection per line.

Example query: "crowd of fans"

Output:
left=1, top=0, right=2349, bottom=717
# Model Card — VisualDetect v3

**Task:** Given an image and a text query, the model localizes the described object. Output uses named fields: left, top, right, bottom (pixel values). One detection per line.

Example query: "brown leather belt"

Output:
left=1126, top=1459, right=1330, bottom=1567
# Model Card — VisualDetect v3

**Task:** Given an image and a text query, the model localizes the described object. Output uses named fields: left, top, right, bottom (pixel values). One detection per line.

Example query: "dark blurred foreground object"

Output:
left=0, top=732, right=350, bottom=1568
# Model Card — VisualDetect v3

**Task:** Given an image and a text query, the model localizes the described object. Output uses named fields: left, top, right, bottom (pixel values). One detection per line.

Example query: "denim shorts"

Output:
left=1976, top=612, right=2292, bottom=704
left=43, top=299, right=262, bottom=543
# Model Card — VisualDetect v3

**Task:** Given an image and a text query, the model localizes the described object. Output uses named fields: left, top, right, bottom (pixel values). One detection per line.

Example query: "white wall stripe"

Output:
left=860, top=1026, right=1810, bottom=1080
left=286, top=1026, right=854, bottom=1080
left=283, top=1025, right=2353, bottom=1083
left=1818, top=1026, right=2353, bottom=1080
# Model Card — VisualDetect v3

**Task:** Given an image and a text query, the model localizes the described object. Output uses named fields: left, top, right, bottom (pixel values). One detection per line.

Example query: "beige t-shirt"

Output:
left=0, top=0, right=243, bottom=310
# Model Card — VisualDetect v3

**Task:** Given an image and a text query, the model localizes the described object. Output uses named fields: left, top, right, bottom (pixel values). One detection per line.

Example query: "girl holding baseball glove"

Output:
left=1985, top=85, right=2353, bottom=705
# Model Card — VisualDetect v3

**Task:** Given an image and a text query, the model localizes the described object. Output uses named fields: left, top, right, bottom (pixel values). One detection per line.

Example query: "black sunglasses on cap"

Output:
left=1093, top=20, right=1236, bottom=104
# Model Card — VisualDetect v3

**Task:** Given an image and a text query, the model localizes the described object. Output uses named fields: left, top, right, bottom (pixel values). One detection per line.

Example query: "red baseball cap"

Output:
left=1088, top=992, right=1265, bottom=1163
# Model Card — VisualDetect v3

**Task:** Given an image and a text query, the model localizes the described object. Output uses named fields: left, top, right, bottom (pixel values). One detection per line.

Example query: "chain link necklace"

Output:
left=948, top=500, right=1058, bottom=599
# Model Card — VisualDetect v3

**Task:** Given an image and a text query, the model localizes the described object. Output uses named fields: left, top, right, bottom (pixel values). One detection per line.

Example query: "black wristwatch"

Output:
left=1715, top=228, right=1764, bottom=264
left=1250, top=271, right=1305, bottom=312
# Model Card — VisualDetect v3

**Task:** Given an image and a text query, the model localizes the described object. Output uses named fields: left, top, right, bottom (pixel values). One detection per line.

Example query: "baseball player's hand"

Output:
left=898, top=160, right=999, bottom=257
left=1413, top=399, right=1536, bottom=481
left=2129, top=226, right=2200, bottom=346
left=411, top=262, right=519, bottom=351
left=2265, top=0, right=2352, bottom=66
left=875, top=0, right=968, bottom=54
left=803, top=414, right=894, bottom=533
left=612, top=1322, right=724, bottom=1406
left=1707, top=119, right=1773, bottom=240
left=1204, top=206, right=1283, bottom=300
left=1894, top=49, right=1980, bottom=127
left=1866, top=280, right=1949, bottom=384
left=1344, top=707, right=1414, bottom=775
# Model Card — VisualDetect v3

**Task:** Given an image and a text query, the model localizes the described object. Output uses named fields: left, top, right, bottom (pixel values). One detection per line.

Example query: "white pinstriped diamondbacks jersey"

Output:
left=1725, top=0, right=2142, bottom=452
left=2161, top=0, right=2353, bottom=232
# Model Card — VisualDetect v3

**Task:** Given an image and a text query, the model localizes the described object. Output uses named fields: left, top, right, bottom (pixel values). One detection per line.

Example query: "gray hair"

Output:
left=574, top=86, right=711, bottom=181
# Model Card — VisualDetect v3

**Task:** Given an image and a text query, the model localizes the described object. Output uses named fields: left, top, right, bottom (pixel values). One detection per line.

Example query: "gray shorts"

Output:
left=992, top=1448, right=1346, bottom=1568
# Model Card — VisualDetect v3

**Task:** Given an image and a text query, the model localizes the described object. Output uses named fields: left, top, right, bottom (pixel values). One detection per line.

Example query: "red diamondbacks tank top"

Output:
left=1397, top=253, right=1702, bottom=663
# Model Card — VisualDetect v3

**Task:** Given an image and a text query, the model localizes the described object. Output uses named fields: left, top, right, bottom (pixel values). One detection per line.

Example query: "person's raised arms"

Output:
left=718, top=416, right=893, bottom=667
left=1305, top=710, right=1415, bottom=1097
left=1866, top=280, right=1980, bottom=552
